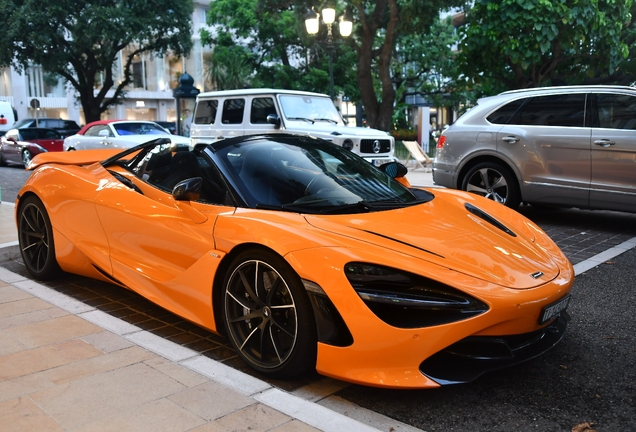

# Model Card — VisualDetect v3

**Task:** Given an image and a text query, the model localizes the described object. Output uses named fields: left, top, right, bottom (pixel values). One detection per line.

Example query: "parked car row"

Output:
left=0, top=127, right=64, bottom=166
left=0, top=119, right=182, bottom=166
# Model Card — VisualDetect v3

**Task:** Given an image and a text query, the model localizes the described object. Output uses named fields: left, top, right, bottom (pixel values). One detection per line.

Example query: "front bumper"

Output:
left=420, top=312, right=570, bottom=385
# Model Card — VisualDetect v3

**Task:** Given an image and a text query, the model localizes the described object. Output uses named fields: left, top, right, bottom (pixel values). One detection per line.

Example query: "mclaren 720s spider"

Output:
left=15, top=134, right=573, bottom=389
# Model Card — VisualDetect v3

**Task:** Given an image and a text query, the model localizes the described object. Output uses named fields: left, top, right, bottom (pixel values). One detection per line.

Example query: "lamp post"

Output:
left=305, top=6, right=352, bottom=99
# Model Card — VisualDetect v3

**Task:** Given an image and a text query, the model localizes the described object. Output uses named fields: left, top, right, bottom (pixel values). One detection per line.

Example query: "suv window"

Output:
left=194, top=100, right=218, bottom=124
left=509, top=94, right=586, bottom=127
left=221, top=99, right=245, bottom=124
left=487, top=99, right=524, bottom=124
left=250, top=98, right=276, bottom=124
left=594, top=93, right=636, bottom=130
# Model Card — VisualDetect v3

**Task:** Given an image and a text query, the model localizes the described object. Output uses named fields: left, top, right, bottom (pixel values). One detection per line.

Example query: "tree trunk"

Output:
left=353, top=0, right=398, bottom=132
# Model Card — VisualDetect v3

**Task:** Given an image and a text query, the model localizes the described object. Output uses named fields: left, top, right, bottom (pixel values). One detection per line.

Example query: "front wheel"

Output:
left=222, top=249, right=316, bottom=378
left=461, top=162, right=521, bottom=208
left=18, top=196, right=60, bottom=279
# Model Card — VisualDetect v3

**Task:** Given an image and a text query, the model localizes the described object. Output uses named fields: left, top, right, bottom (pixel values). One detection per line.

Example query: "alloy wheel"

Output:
left=224, top=259, right=298, bottom=370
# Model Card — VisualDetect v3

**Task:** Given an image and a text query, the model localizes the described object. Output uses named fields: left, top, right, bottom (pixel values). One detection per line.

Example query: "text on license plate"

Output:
left=373, top=159, right=392, bottom=166
left=539, top=295, right=570, bottom=324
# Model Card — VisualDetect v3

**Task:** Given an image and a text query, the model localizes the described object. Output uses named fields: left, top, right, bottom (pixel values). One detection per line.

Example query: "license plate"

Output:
left=373, top=158, right=392, bottom=166
left=539, top=295, right=570, bottom=324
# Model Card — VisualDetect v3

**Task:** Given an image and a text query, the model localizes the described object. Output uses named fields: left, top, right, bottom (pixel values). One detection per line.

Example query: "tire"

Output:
left=22, top=149, right=32, bottom=166
left=461, top=161, right=521, bottom=209
left=222, top=249, right=317, bottom=377
left=67, top=147, right=76, bottom=151
left=18, top=196, right=60, bottom=279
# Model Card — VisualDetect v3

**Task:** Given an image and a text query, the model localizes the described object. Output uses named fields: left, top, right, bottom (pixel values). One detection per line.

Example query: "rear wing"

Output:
left=26, top=149, right=122, bottom=170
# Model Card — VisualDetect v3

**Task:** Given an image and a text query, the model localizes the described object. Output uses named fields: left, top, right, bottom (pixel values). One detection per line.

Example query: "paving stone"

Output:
left=168, top=381, right=255, bottom=421
left=190, top=403, right=290, bottom=432
left=0, top=340, right=102, bottom=380
left=4, top=314, right=101, bottom=348
left=0, top=396, right=64, bottom=432
left=30, top=362, right=187, bottom=430
left=72, top=398, right=206, bottom=432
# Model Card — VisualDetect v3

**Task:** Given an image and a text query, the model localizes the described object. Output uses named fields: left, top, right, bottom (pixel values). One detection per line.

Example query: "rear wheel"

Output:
left=222, top=249, right=316, bottom=377
left=18, top=196, right=60, bottom=279
left=22, top=149, right=32, bottom=166
left=461, top=162, right=520, bottom=209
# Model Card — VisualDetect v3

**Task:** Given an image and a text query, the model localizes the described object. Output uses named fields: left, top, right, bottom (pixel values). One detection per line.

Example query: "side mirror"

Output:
left=266, top=114, right=281, bottom=129
left=172, top=177, right=202, bottom=201
left=378, top=161, right=408, bottom=178
left=98, top=129, right=110, bottom=137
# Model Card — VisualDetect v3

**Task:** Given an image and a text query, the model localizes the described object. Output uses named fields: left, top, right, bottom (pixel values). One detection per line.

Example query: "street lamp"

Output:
left=305, top=6, right=352, bottom=99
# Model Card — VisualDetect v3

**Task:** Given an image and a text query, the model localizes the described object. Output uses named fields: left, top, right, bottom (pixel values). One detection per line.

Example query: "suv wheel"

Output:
left=461, top=162, right=520, bottom=209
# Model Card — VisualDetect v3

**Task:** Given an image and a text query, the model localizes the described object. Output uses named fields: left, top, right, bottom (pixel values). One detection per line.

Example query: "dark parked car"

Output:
left=0, top=128, right=55, bottom=166
left=13, top=118, right=81, bottom=138
left=155, top=121, right=176, bottom=134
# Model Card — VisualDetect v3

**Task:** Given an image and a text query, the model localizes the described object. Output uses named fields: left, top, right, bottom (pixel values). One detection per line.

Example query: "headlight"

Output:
left=345, top=263, right=489, bottom=328
left=342, top=139, right=354, bottom=151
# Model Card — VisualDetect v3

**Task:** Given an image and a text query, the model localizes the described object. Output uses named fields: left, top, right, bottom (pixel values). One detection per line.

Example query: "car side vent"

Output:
left=465, top=203, right=516, bottom=237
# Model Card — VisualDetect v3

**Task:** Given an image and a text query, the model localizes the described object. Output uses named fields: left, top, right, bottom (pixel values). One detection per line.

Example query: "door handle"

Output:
left=217, top=136, right=224, bottom=140
left=593, top=139, right=615, bottom=147
left=501, top=136, right=519, bottom=144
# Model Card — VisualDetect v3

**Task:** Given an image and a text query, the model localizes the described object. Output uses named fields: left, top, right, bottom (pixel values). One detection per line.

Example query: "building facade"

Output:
left=0, top=1, right=212, bottom=127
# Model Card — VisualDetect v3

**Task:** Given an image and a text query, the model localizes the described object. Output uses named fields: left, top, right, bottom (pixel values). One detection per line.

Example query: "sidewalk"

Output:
left=0, top=200, right=421, bottom=432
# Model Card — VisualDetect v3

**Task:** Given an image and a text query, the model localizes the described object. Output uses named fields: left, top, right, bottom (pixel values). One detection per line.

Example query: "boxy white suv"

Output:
left=190, top=88, right=396, bottom=166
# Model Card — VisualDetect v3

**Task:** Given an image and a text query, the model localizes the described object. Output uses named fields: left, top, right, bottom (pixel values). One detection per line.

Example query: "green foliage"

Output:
left=457, top=0, right=634, bottom=89
left=204, top=46, right=253, bottom=90
left=201, top=0, right=359, bottom=99
left=0, top=0, right=194, bottom=122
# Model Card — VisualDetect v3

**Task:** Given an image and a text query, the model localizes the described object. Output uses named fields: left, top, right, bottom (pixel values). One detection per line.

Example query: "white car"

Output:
left=190, top=89, right=397, bottom=166
left=63, top=120, right=189, bottom=151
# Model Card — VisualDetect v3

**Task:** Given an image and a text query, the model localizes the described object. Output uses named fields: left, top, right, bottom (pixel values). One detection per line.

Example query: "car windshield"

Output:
left=279, top=95, right=344, bottom=125
left=114, top=122, right=170, bottom=136
left=214, top=137, right=432, bottom=214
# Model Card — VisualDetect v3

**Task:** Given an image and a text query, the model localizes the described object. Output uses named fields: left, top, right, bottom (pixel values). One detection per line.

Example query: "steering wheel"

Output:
left=304, top=174, right=335, bottom=195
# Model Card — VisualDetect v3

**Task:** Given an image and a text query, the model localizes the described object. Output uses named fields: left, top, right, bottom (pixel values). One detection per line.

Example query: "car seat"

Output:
left=160, top=151, right=202, bottom=191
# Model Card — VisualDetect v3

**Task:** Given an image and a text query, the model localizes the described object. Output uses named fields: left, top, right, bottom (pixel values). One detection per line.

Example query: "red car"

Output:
left=0, top=127, right=63, bottom=166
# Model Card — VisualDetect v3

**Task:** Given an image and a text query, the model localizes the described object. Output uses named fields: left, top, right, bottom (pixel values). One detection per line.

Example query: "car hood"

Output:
left=285, top=122, right=392, bottom=139
left=304, top=196, right=560, bottom=289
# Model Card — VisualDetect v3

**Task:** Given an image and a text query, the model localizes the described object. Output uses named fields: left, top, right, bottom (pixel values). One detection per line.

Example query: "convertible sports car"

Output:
left=63, top=120, right=189, bottom=151
left=16, top=134, right=573, bottom=389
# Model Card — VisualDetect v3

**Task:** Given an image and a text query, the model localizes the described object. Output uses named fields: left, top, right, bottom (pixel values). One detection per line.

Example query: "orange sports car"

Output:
left=16, top=134, right=573, bottom=389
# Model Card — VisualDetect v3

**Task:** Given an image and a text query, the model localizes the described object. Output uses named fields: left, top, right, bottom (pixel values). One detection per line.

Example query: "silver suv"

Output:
left=433, top=85, right=636, bottom=213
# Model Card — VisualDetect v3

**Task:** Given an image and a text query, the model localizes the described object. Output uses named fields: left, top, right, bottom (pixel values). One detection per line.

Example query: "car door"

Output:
left=94, top=142, right=232, bottom=325
left=77, top=125, right=112, bottom=150
left=496, top=93, right=591, bottom=207
left=589, top=92, right=636, bottom=212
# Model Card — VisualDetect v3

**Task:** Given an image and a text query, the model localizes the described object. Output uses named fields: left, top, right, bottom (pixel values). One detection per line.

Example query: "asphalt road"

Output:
left=0, top=165, right=31, bottom=202
left=1, top=164, right=635, bottom=431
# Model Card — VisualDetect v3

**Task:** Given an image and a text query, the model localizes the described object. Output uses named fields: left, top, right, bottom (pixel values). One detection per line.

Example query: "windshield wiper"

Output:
left=314, top=118, right=338, bottom=124
left=287, top=117, right=315, bottom=124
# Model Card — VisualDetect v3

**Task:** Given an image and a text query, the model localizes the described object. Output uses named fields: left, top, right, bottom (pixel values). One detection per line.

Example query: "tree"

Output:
left=201, top=0, right=461, bottom=131
left=347, top=0, right=464, bottom=130
left=457, top=0, right=634, bottom=90
left=0, top=0, right=194, bottom=122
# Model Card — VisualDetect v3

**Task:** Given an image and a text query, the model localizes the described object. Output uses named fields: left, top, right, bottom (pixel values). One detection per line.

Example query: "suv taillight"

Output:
left=436, top=135, right=446, bottom=149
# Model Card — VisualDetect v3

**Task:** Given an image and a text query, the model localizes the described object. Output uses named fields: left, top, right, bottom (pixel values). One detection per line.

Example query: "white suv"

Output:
left=190, top=88, right=396, bottom=166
